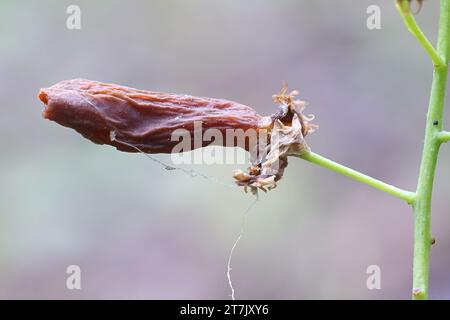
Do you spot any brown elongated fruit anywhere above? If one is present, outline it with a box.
[39,79,271,153]
[39,79,316,192]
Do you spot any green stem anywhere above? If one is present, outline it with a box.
[296,0,450,300]
[294,0,449,299]
[436,130,450,143]
[396,0,446,67]
[410,0,450,300]
[298,152,416,204]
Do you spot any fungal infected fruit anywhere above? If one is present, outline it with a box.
[39,79,316,193]
[39,79,264,154]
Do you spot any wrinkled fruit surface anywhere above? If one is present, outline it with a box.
[39,79,315,192]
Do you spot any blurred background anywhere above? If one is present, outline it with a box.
[0,0,449,299]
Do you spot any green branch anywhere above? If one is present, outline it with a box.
[410,0,450,300]
[298,152,416,204]
[396,0,446,67]
[436,131,450,143]
[294,0,450,300]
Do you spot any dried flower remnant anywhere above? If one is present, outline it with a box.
[39,79,316,192]
[233,84,317,193]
